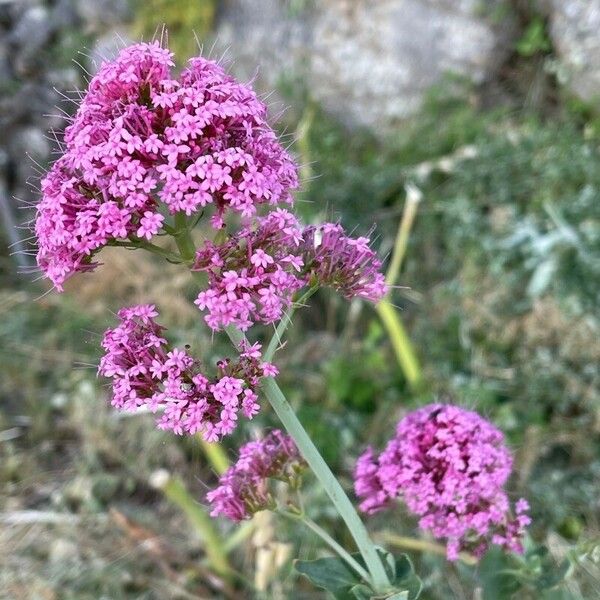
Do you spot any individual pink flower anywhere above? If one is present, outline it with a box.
[354,404,530,560]
[207,430,306,521]
[98,305,277,440]
[35,42,298,290]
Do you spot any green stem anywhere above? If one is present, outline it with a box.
[279,510,370,582]
[381,532,477,566]
[108,240,182,262]
[385,185,422,287]
[199,437,230,475]
[377,185,423,388]
[375,300,422,388]
[264,286,318,362]
[173,225,389,590]
[226,324,390,592]
[173,213,196,261]
[153,473,231,577]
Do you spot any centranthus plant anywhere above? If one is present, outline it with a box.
[34,41,529,598]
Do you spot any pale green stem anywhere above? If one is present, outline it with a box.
[108,239,182,262]
[222,520,255,553]
[199,437,230,475]
[375,300,422,388]
[225,324,390,592]
[278,509,371,582]
[377,185,423,388]
[381,532,477,566]
[385,185,422,287]
[156,474,231,577]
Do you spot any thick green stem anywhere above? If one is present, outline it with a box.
[385,185,422,287]
[226,325,390,592]
[279,510,370,582]
[199,437,230,475]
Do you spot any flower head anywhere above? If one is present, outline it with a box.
[301,223,387,303]
[207,430,306,521]
[193,209,305,330]
[354,404,530,560]
[35,42,298,289]
[98,304,276,440]
[193,212,387,330]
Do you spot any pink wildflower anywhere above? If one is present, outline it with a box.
[207,430,306,521]
[193,210,388,330]
[35,42,298,289]
[301,223,387,303]
[354,404,530,560]
[192,209,305,330]
[98,305,277,440]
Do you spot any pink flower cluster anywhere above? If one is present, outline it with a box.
[193,211,387,331]
[354,404,530,560]
[207,430,305,521]
[300,223,387,303]
[35,42,298,289]
[98,304,278,440]
[193,209,305,330]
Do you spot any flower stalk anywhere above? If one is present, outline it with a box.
[225,324,390,591]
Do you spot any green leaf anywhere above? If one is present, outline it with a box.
[478,547,520,600]
[294,556,363,599]
[294,551,422,599]
[349,584,374,600]
[372,550,422,599]
[535,558,572,590]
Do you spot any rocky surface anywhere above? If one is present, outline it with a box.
[212,0,516,134]
[0,0,130,268]
[543,0,600,102]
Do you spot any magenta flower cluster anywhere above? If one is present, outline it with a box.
[300,223,387,303]
[193,209,305,330]
[354,404,530,560]
[193,212,387,331]
[98,304,277,441]
[35,42,298,290]
[207,430,305,521]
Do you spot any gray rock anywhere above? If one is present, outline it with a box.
[8,126,51,194]
[88,29,134,74]
[212,0,516,135]
[546,0,600,102]
[9,5,54,75]
[74,0,130,31]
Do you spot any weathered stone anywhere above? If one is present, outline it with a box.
[88,29,134,74]
[74,0,130,31]
[9,5,54,75]
[545,0,600,102]
[212,0,516,135]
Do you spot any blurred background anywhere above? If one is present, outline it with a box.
[1,1,599,598]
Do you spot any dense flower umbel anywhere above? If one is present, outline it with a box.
[98,305,278,440]
[207,430,306,521]
[193,209,305,330]
[35,42,298,289]
[354,404,530,560]
[193,212,387,330]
